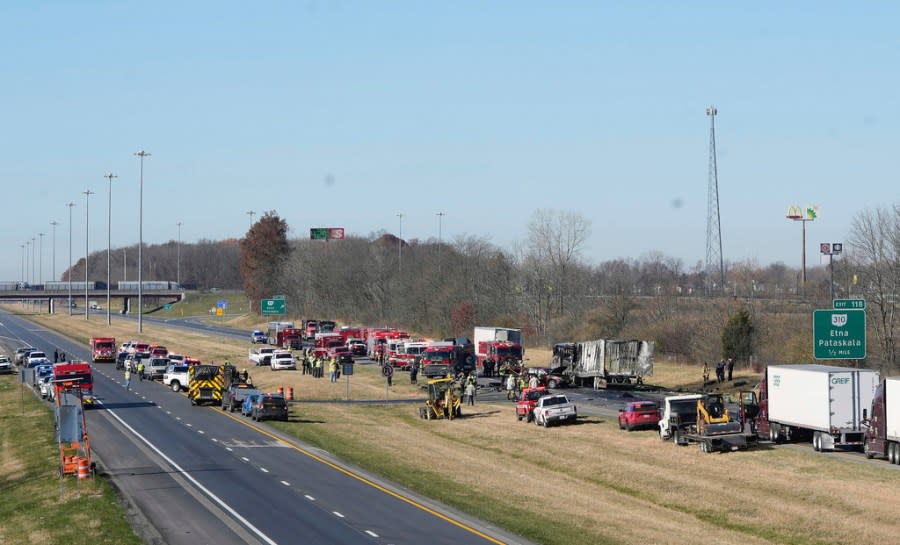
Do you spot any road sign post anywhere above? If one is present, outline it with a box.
[813,309,866,360]
[260,298,286,315]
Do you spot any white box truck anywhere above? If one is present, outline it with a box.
[473,326,523,375]
[863,377,900,463]
[752,364,879,451]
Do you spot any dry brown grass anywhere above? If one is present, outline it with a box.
[15,309,900,545]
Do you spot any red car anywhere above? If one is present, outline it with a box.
[618,401,661,431]
[515,387,548,422]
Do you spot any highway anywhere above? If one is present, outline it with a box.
[0,309,528,545]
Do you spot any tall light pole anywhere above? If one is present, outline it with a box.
[20,244,25,285]
[135,150,151,333]
[176,221,182,287]
[31,237,35,284]
[104,172,117,325]
[247,210,255,228]
[123,248,127,282]
[38,233,44,285]
[397,213,403,273]
[25,240,30,284]
[83,190,94,321]
[436,211,445,269]
[67,202,75,315]
[50,221,59,280]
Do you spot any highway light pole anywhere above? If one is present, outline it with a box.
[247,210,255,228]
[67,202,75,315]
[50,221,58,280]
[31,237,35,285]
[135,150,151,333]
[83,190,94,321]
[176,221,182,287]
[38,232,44,285]
[105,172,117,325]
[436,211,445,271]
[397,213,403,273]
[25,241,30,284]
[20,244,25,285]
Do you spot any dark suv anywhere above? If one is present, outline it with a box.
[251,394,289,422]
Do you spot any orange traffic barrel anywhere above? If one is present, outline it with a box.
[277,386,284,396]
[77,457,91,479]
[286,387,294,401]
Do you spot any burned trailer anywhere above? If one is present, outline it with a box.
[568,339,653,388]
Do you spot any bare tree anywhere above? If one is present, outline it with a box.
[848,206,899,366]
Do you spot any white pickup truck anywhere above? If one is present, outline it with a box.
[532,394,577,427]
[249,347,276,366]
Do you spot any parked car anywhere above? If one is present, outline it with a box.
[25,352,49,368]
[167,353,185,365]
[241,393,261,417]
[39,375,54,398]
[163,364,190,392]
[251,393,289,421]
[251,330,268,344]
[0,355,14,374]
[150,345,168,358]
[618,401,661,431]
[270,351,296,371]
[532,394,577,427]
[15,347,36,365]
[515,387,549,422]
[347,339,367,356]
[145,357,170,380]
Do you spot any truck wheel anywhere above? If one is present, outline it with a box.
[659,428,666,441]
[547,379,558,389]
[864,442,875,459]
[890,443,897,464]
[516,413,522,421]
[526,412,534,423]
[542,417,550,428]
[625,422,633,432]
[673,429,682,445]
[812,432,821,452]
[171,381,181,393]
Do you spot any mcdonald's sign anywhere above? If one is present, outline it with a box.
[786,205,802,219]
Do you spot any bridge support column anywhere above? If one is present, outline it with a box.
[48,299,54,314]
[123,297,131,315]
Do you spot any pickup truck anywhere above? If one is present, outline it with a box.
[163,364,190,392]
[515,387,548,422]
[249,347,276,366]
[222,383,261,412]
[532,394,577,427]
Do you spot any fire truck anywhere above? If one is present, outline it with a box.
[53,360,94,406]
[421,342,458,378]
[275,327,303,349]
[90,337,116,363]
[389,340,428,370]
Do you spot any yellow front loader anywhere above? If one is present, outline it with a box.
[418,377,462,420]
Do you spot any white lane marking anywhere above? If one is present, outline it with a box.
[260,467,269,473]
[94,400,279,545]
[365,530,379,538]
[198,430,205,435]
[225,447,233,452]
[280,480,290,486]
[186,423,193,428]
[176,416,181,420]
[333,511,344,518]
[167,411,172,415]
[304,495,315,501]
[211,438,218,443]
[241,457,250,462]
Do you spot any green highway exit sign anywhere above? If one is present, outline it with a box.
[813,309,866,360]
[261,298,286,315]
[833,299,865,310]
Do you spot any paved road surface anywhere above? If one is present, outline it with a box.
[0,310,530,545]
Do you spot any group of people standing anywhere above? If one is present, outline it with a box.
[299,349,340,382]
[505,371,541,400]
[703,358,735,384]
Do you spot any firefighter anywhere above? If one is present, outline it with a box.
[136,360,145,381]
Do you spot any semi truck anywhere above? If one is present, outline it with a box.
[474,326,523,374]
[565,339,654,388]
[864,377,900,463]
[749,364,879,451]
[90,337,116,363]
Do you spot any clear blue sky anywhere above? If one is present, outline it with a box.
[2,1,898,282]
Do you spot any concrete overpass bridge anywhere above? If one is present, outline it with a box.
[0,289,184,314]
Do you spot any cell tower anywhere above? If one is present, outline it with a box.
[705,106,725,295]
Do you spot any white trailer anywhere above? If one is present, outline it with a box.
[763,364,879,451]
[473,327,523,360]
[570,339,653,388]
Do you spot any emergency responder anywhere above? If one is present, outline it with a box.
[136,360,145,381]
[329,357,339,383]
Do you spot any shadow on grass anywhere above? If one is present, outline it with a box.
[461,409,501,419]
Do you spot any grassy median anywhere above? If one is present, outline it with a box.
[0,374,141,545]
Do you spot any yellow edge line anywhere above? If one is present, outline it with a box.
[218,408,507,545]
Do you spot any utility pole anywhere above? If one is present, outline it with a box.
[246,210,255,229]
[123,248,126,282]
[397,213,403,273]
[134,150,151,333]
[31,237,35,285]
[50,221,59,280]
[176,221,182,287]
[83,190,94,321]
[25,241,30,284]
[705,106,725,295]
[20,244,25,285]
[104,172,117,325]
[436,211,445,271]
[67,202,75,315]
[38,233,44,285]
